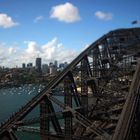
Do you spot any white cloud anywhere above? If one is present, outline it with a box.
[0,13,19,28]
[42,38,57,60]
[8,47,17,54]
[0,38,77,67]
[50,2,80,23]
[95,11,113,21]
[41,38,77,62]
[26,41,38,54]
[0,43,9,66]
[25,41,41,60]
[34,16,44,23]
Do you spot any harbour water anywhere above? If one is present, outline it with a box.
[0,84,46,140]
[0,84,43,123]
[0,84,74,139]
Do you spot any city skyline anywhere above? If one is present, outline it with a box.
[23,58,67,69]
[0,0,140,67]
[0,56,67,70]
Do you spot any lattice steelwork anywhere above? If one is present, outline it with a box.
[40,97,49,140]
[0,28,140,140]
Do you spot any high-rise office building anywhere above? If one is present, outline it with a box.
[27,63,33,68]
[42,64,49,74]
[54,60,58,68]
[36,57,42,72]
[49,65,57,75]
[22,63,26,68]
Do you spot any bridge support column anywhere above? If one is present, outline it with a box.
[93,50,99,78]
[64,76,72,140]
[40,96,50,140]
[81,58,88,116]
[132,87,140,140]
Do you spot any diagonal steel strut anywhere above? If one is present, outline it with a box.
[49,96,111,140]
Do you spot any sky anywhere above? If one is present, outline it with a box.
[0,0,140,67]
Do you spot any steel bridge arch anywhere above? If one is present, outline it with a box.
[0,27,140,140]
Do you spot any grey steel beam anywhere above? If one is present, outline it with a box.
[40,96,50,140]
[112,60,140,140]
[64,76,72,140]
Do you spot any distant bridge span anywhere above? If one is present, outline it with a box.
[0,28,140,140]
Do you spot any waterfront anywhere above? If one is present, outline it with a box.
[0,85,44,140]
[0,84,66,140]
[0,84,43,123]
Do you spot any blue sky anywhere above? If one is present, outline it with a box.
[0,0,140,67]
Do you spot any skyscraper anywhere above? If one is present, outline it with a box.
[54,60,58,68]
[36,57,42,72]
[27,63,33,68]
[22,63,26,68]
[42,64,49,74]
